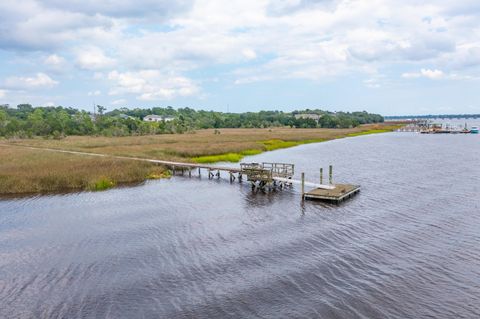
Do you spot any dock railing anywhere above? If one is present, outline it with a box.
[240,162,294,182]
[262,162,294,178]
[240,163,272,182]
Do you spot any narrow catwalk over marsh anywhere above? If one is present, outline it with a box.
[1,132,480,318]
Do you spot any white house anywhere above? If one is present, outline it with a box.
[294,113,322,121]
[143,115,175,122]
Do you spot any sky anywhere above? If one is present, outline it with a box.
[1,0,480,116]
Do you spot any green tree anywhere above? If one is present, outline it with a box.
[0,109,8,135]
[97,105,107,115]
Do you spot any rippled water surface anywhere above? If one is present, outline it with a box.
[1,133,480,318]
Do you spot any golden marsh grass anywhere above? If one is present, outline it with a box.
[0,124,400,194]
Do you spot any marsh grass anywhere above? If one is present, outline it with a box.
[0,146,167,194]
[347,129,392,137]
[1,123,401,193]
[193,149,264,163]
[5,124,399,160]
[89,178,116,191]
[191,125,398,163]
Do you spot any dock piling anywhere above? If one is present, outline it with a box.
[301,172,305,197]
[329,165,333,184]
[320,168,323,184]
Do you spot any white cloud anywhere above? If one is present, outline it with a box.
[402,69,445,80]
[40,0,193,19]
[3,73,59,90]
[0,90,6,98]
[1,0,480,107]
[107,70,199,100]
[88,90,101,96]
[44,54,66,66]
[44,54,68,73]
[0,0,114,51]
[242,48,257,60]
[76,47,116,70]
[44,101,56,106]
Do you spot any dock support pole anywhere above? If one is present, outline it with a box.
[329,165,333,184]
[320,168,323,184]
[172,166,175,176]
[198,167,201,176]
[189,169,192,178]
[301,172,305,197]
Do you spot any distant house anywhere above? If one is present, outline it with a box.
[143,115,175,122]
[117,113,134,120]
[294,113,322,121]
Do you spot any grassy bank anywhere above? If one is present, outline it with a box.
[0,123,400,194]
[0,146,168,195]
[192,125,399,163]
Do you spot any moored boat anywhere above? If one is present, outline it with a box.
[471,126,479,134]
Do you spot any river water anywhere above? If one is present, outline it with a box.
[1,132,480,318]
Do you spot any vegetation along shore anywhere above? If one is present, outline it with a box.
[0,103,399,195]
[0,123,400,195]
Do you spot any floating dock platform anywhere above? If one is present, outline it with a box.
[304,184,360,203]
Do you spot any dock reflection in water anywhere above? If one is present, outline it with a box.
[1,133,480,319]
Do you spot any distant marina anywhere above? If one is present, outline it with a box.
[390,118,480,134]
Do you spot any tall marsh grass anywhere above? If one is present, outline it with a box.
[1,123,402,193]
[0,146,167,194]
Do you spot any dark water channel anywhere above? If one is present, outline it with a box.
[1,133,480,318]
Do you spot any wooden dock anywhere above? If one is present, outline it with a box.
[303,184,360,203]
[6,145,360,203]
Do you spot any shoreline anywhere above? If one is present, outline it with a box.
[192,127,396,163]
[0,124,401,196]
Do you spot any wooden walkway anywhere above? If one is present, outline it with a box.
[3,144,360,202]
[9,144,242,173]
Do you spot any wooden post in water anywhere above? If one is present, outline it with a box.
[301,172,305,196]
[329,165,333,184]
[198,167,201,176]
[320,168,323,184]
[189,168,192,178]
[172,166,176,175]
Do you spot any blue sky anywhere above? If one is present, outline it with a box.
[1,0,480,115]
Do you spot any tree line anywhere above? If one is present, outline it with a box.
[0,104,384,138]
